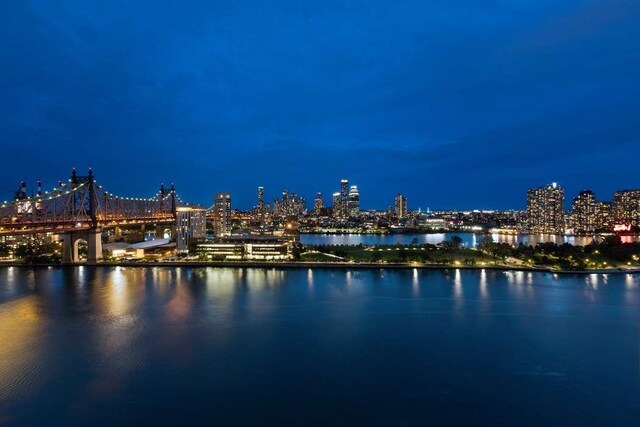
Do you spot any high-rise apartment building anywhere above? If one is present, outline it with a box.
[571,190,597,234]
[571,190,612,233]
[213,192,232,236]
[612,189,640,226]
[176,206,207,253]
[348,185,360,216]
[595,201,612,231]
[395,194,407,218]
[527,183,565,234]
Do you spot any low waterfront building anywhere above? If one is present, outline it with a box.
[195,236,291,260]
[103,238,175,259]
[421,217,447,229]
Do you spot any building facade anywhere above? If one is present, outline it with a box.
[313,192,324,215]
[348,185,360,216]
[395,194,407,218]
[257,186,265,226]
[273,190,306,219]
[527,183,565,234]
[213,192,232,236]
[594,201,611,231]
[176,206,207,253]
[612,189,640,227]
[340,179,349,218]
[332,192,341,218]
[571,190,597,234]
[196,236,291,260]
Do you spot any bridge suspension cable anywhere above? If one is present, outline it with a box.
[0,169,185,235]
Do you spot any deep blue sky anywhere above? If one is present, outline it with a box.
[1,1,639,210]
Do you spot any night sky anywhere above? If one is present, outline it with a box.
[1,1,639,210]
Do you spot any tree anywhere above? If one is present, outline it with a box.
[450,235,463,250]
[291,243,303,261]
[603,235,622,247]
[477,236,494,252]
[371,251,382,263]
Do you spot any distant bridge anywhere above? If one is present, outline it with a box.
[0,168,187,263]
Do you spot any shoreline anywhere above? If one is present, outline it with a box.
[1,260,638,275]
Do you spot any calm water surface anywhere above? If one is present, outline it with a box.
[0,266,639,426]
[300,232,640,247]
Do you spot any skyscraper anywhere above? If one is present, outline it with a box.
[348,185,360,216]
[313,192,324,214]
[213,192,232,236]
[395,194,407,218]
[332,192,341,218]
[273,189,306,219]
[257,186,265,226]
[527,183,565,234]
[340,179,349,218]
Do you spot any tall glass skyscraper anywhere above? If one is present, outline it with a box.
[348,185,360,216]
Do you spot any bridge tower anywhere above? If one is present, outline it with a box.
[154,183,177,240]
[61,168,103,264]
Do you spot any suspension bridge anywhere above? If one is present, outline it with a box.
[0,168,188,263]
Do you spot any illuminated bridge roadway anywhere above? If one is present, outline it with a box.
[0,168,187,263]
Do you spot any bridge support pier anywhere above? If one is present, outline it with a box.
[156,225,176,240]
[61,229,103,264]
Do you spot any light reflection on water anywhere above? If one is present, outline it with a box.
[300,232,640,247]
[0,266,638,425]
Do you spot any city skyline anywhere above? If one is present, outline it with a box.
[2,3,639,424]
[1,1,639,209]
[3,170,640,213]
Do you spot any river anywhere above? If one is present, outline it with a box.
[0,266,638,425]
[300,232,640,247]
